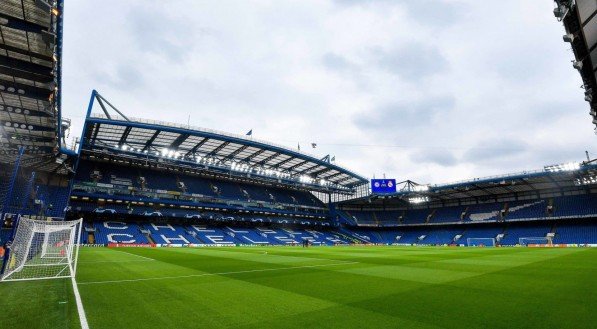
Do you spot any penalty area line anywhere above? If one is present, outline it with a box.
[78,261,359,285]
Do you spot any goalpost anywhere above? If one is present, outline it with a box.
[1,217,83,282]
[519,237,552,247]
[467,238,496,247]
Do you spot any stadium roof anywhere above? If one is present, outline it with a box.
[80,91,368,191]
[341,160,597,207]
[0,0,70,173]
[555,0,597,131]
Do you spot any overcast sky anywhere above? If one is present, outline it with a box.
[61,0,597,185]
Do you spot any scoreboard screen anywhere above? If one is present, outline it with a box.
[371,179,396,194]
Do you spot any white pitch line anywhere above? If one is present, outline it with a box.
[78,261,359,285]
[71,277,90,329]
[112,250,156,261]
[78,259,154,264]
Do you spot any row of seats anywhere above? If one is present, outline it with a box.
[75,160,323,208]
[348,221,596,245]
[85,221,351,246]
[345,194,597,225]
[70,201,330,226]
[0,166,70,218]
[83,220,597,246]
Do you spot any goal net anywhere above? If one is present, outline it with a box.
[519,237,552,246]
[467,238,496,247]
[1,218,82,282]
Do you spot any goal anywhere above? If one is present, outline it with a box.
[519,237,552,247]
[467,238,496,247]
[1,217,83,282]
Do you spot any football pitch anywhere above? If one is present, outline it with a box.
[1,246,595,329]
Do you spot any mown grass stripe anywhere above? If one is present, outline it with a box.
[78,261,359,285]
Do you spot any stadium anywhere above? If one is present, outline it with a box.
[0,1,596,328]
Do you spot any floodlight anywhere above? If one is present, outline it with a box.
[572,60,583,71]
[563,33,574,43]
[553,3,568,20]
[413,184,430,192]
[546,162,580,172]
[408,196,429,204]
[575,175,597,186]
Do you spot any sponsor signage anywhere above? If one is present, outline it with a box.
[107,243,156,248]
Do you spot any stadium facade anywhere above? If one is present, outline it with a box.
[1,0,597,251]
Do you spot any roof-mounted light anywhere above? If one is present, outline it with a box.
[563,33,575,43]
[408,196,429,204]
[544,162,581,172]
[553,1,571,21]
[574,175,597,186]
[572,60,583,71]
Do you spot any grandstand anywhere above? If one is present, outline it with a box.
[0,1,596,329]
[52,91,595,248]
[556,0,597,132]
[337,168,597,245]
[1,1,594,248]
[0,0,76,225]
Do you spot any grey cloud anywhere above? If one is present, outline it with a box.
[403,1,464,27]
[494,50,551,83]
[532,146,589,165]
[335,0,463,27]
[411,149,458,166]
[322,53,353,71]
[94,64,145,91]
[463,139,528,163]
[354,95,455,131]
[126,6,204,62]
[322,52,373,90]
[371,43,448,81]
[60,1,597,184]
[525,100,580,123]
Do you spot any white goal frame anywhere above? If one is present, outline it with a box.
[467,238,496,247]
[519,237,552,246]
[1,217,83,282]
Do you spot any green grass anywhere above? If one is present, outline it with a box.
[1,246,595,329]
